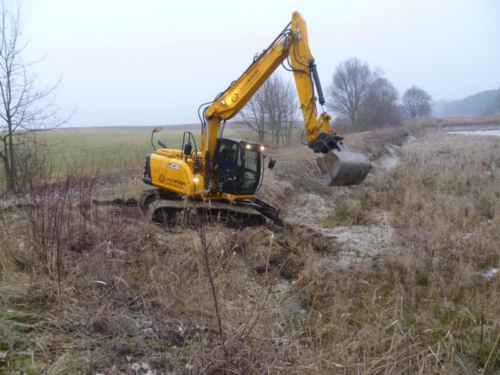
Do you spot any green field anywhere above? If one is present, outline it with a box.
[46,125,201,167]
[1,125,241,190]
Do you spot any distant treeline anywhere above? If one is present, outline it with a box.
[437,89,500,116]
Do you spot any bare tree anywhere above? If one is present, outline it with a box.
[497,90,500,111]
[237,73,298,147]
[402,86,433,118]
[326,58,371,129]
[265,74,298,147]
[0,3,70,192]
[236,81,270,143]
[327,60,401,129]
[363,76,401,128]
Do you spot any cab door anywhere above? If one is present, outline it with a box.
[213,140,243,194]
[213,139,262,196]
[240,147,260,194]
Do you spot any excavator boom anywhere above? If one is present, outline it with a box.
[200,11,370,187]
[141,11,371,228]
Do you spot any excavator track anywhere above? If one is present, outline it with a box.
[140,189,268,228]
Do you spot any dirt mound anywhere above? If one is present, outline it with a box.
[228,222,338,279]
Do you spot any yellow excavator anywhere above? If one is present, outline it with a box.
[141,11,371,226]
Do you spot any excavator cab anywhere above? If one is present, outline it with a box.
[213,139,262,195]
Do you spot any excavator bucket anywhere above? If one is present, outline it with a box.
[316,144,371,186]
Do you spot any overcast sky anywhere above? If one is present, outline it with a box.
[18,0,500,127]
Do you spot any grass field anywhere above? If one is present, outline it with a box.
[0,124,241,191]
[44,125,202,169]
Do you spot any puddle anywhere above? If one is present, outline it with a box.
[483,268,499,280]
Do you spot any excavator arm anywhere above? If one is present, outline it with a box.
[200,11,371,187]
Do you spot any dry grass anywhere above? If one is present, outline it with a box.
[348,127,410,159]
[1,126,500,373]
[306,131,500,373]
[406,114,500,133]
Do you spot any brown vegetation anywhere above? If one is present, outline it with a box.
[406,114,500,132]
[1,124,500,374]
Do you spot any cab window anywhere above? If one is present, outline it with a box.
[240,149,259,194]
